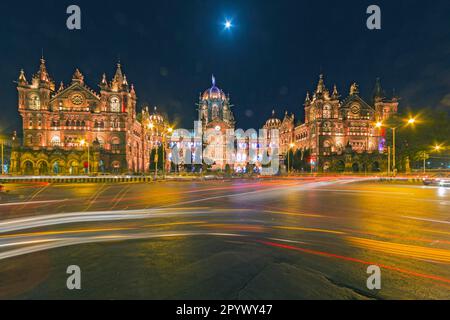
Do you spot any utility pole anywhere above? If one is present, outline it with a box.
[1,142,3,175]
[423,156,426,174]
[87,143,90,175]
[392,127,396,176]
[154,147,158,180]
[387,147,391,177]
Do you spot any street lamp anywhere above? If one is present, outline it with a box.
[80,139,90,175]
[376,116,418,176]
[162,126,174,179]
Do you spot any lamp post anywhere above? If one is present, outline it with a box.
[162,127,173,179]
[375,117,416,176]
[80,139,90,175]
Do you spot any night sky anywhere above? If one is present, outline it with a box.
[1,0,450,134]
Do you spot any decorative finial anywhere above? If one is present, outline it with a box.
[305,91,311,103]
[350,82,359,95]
[332,84,339,98]
[72,68,84,83]
[18,69,27,83]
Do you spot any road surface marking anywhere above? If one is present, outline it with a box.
[402,216,450,225]
[0,199,67,207]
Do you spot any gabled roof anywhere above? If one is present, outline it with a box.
[341,94,375,113]
[51,82,101,102]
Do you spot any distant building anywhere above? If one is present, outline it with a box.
[11,57,168,175]
[265,75,398,172]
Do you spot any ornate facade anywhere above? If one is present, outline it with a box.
[11,57,167,175]
[267,75,399,172]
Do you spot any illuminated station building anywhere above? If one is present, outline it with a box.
[265,75,398,172]
[11,57,168,175]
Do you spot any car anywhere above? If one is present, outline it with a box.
[0,184,5,193]
[423,176,450,187]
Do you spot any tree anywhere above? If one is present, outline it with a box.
[149,145,164,172]
[224,164,232,177]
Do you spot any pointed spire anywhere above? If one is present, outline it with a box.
[58,81,64,92]
[373,77,384,102]
[130,83,136,96]
[331,84,340,99]
[316,74,326,94]
[114,62,123,81]
[99,73,108,89]
[122,74,128,86]
[38,57,50,82]
[305,91,311,103]
[18,69,28,84]
[212,74,216,87]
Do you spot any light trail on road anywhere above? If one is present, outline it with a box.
[0,178,448,299]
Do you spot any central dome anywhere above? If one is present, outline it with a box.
[265,110,282,129]
[202,75,226,101]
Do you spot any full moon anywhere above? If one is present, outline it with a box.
[224,20,232,30]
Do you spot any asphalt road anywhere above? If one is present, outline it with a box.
[0,178,449,299]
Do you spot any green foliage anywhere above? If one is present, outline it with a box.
[284,148,312,172]
[149,145,164,171]
[224,164,232,176]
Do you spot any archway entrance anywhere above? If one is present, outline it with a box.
[52,161,64,175]
[38,161,49,175]
[352,163,360,173]
[23,161,34,175]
